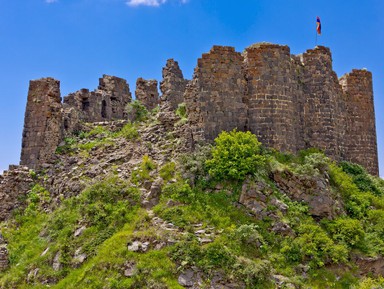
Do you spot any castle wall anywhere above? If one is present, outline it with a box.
[135,78,159,110]
[160,59,188,110]
[20,78,63,168]
[243,43,299,152]
[98,75,132,119]
[184,46,247,141]
[339,69,378,175]
[18,43,379,175]
[63,75,131,123]
[300,46,345,158]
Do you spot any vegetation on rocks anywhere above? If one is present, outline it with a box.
[1,126,384,288]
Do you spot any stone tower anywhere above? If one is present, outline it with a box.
[20,78,63,169]
[339,69,378,175]
[300,46,345,158]
[243,43,299,152]
[184,46,247,141]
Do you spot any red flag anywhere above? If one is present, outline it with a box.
[316,16,322,35]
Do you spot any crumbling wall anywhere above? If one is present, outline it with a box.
[243,43,299,152]
[98,75,132,119]
[20,78,63,168]
[160,59,188,109]
[135,78,159,110]
[0,165,33,221]
[63,75,131,123]
[339,69,378,175]
[184,46,247,141]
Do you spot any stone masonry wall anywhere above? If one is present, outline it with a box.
[18,43,379,175]
[184,46,247,141]
[339,69,378,175]
[63,75,131,123]
[20,78,63,168]
[160,59,189,109]
[184,44,378,175]
[0,165,34,221]
[300,46,346,158]
[243,43,299,152]
[135,78,159,110]
[98,75,132,119]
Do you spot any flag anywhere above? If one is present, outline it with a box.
[316,16,322,35]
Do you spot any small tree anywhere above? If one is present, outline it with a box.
[206,129,266,181]
[125,100,148,122]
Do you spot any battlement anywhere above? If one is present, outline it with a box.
[19,42,379,175]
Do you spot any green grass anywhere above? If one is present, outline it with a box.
[3,130,384,288]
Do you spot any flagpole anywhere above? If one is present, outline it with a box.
[315,17,318,46]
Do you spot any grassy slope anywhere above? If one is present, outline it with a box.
[1,120,384,288]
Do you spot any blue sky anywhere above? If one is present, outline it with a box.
[1,0,383,175]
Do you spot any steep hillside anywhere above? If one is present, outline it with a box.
[1,104,384,289]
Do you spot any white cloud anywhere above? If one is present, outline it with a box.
[45,0,58,3]
[126,0,188,7]
[126,0,166,7]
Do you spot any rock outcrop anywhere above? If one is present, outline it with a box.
[0,233,8,272]
[272,170,343,219]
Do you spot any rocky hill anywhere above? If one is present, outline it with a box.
[1,103,384,288]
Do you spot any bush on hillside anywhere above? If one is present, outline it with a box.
[206,130,266,181]
[125,100,148,122]
[340,161,383,196]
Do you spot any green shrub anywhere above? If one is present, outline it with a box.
[340,161,383,196]
[162,180,193,202]
[285,224,348,267]
[175,103,187,119]
[367,210,384,238]
[87,125,110,137]
[125,100,148,122]
[80,177,140,229]
[206,130,266,181]
[327,218,365,248]
[233,224,263,246]
[298,148,324,162]
[233,257,271,286]
[292,153,330,176]
[24,184,51,215]
[131,155,157,185]
[56,137,76,154]
[329,163,370,218]
[119,122,139,140]
[179,145,211,185]
[159,161,176,182]
[353,277,384,289]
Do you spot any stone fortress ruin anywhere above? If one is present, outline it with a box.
[19,43,378,175]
